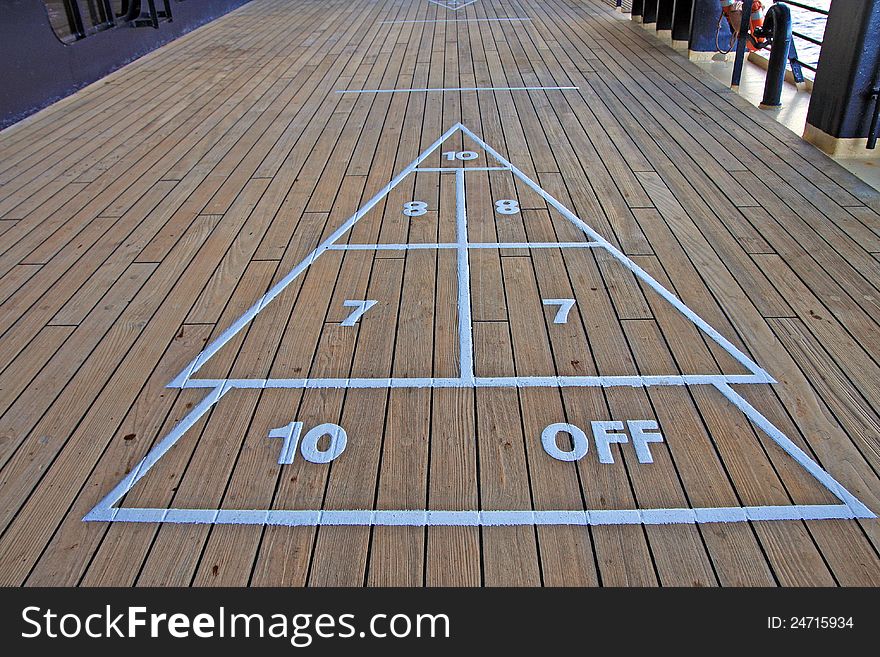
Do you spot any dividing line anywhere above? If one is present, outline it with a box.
[335,86,578,94]
[476,241,602,249]
[90,504,869,527]
[379,18,531,24]
[330,243,458,251]
[414,166,510,171]
[177,374,768,390]
[426,0,479,11]
[328,241,603,251]
[456,169,475,384]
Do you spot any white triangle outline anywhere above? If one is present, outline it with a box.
[427,0,479,11]
[82,123,876,526]
[169,122,773,389]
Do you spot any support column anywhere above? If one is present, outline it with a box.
[642,0,658,27]
[672,0,693,50]
[689,0,728,62]
[657,0,675,40]
[632,0,644,24]
[804,1,880,157]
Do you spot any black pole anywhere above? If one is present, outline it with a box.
[671,0,693,44]
[632,0,644,21]
[730,2,754,88]
[760,3,793,108]
[657,0,674,31]
[643,0,658,25]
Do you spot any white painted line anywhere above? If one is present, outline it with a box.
[471,242,601,249]
[84,385,229,518]
[414,166,511,172]
[715,383,876,518]
[328,241,602,251]
[426,0,479,11]
[456,168,475,384]
[90,504,866,527]
[335,87,578,94]
[329,243,459,251]
[379,18,531,24]
[178,374,768,390]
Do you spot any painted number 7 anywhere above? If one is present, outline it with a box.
[341,299,377,326]
[543,298,575,324]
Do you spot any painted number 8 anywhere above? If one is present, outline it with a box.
[403,201,428,217]
[495,199,520,215]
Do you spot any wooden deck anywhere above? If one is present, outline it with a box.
[1,0,879,587]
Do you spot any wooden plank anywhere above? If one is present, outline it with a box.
[0,212,226,581]
[0,263,157,480]
[0,264,41,307]
[27,324,214,586]
[636,171,791,319]
[366,243,436,585]
[0,325,74,418]
[306,273,401,584]
[621,321,776,586]
[474,321,542,586]
[503,255,599,585]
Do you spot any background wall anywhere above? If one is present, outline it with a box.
[0,0,252,129]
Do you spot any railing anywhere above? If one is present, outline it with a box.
[42,0,174,44]
[778,0,829,73]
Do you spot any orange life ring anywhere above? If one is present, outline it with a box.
[718,0,765,53]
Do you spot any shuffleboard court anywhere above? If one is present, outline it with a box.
[0,0,878,587]
[88,124,869,532]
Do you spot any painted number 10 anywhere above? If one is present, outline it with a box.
[269,422,347,465]
[443,150,479,161]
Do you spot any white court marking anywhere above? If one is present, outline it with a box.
[379,18,531,24]
[85,123,876,528]
[335,86,578,94]
[426,0,479,11]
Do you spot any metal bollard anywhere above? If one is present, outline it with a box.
[759,3,793,109]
